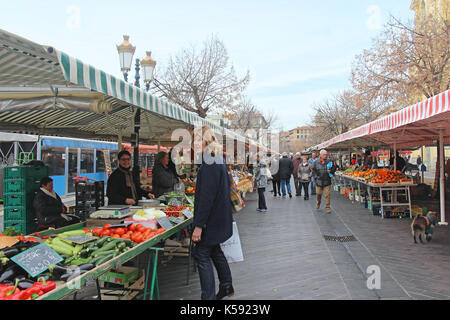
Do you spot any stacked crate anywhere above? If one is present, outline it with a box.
[75,180,105,221]
[2,165,48,234]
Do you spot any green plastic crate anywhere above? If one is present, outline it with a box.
[4,193,27,207]
[3,179,25,193]
[3,219,37,235]
[3,166,48,181]
[3,206,28,220]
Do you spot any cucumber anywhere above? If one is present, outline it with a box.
[95,237,110,248]
[95,254,114,266]
[93,250,116,258]
[116,242,126,251]
[91,240,121,255]
[70,257,92,266]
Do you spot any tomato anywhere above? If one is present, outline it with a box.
[102,229,111,237]
[136,224,146,233]
[114,228,126,236]
[121,234,131,240]
[103,224,112,230]
[83,228,91,233]
[129,224,137,232]
[92,228,102,236]
[111,234,121,238]
[126,231,133,236]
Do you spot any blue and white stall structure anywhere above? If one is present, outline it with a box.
[0,132,118,197]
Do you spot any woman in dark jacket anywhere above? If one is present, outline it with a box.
[33,177,78,229]
[107,151,154,205]
[152,151,179,198]
[192,126,234,301]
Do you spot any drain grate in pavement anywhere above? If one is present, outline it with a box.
[324,235,357,243]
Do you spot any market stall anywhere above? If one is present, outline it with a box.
[0,28,254,300]
[334,169,416,219]
[316,90,450,225]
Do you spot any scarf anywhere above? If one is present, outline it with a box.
[40,187,57,200]
[118,166,137,201]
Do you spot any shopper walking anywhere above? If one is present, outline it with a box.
[308,151,318,195]
[292,152,302,196]
[254,154,268,212]
[192,126,234,300]
[298,156,313,200]
[312,149,337,214]
[270,156,281,197]
[279,152,294,198]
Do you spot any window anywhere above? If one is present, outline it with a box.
[297,130,299,134]
[80,149,94,173]
[96,150,106,172]
[110,151,119,171]
[297,135,300,139]
[42,147,65,176]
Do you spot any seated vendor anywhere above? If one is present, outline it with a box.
[152,151,180,198]
[33,177,78,229]
[107,150,155,206]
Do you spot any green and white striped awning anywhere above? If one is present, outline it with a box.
[0,28,254,145]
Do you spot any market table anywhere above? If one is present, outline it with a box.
[334,172,416,219]
[35,217,193,300]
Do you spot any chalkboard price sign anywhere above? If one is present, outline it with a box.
[156,217,174,230]
[11,244,63,277]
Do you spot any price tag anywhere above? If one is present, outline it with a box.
[169,217,185,225]
[185,194,194,206]
[156,217,174,230]
[182,208,193,219]
[11,244,63,278]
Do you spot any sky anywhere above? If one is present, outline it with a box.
[0,0,414,131]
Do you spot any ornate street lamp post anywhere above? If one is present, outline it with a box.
[117,36,156,185]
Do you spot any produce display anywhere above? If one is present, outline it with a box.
[0,240,56,300]
[341,169,411,184]
[0,186,196,300]
[162,204,191,217]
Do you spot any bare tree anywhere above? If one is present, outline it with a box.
[310,91,360,143]
[152,35,250,118]
[351,13,449,109]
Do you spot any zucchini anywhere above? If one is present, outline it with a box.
[57,230,86,238]
[95,254,114,266]
[94,237,109,248]
[91,240,121,255]
[116,242,126,251]
[48,244,73,256]
[93,249,116,258]
[52,237,75,251]
[70,257,92,266]
[73,244,83,256]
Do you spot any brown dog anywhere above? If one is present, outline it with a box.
[411,211,439,244]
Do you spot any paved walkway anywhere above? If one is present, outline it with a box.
[157,182,450,300]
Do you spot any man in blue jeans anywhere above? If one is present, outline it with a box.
[309,151,318,195]
[279,153,294,198]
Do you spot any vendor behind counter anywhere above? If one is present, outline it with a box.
[106,150,154,206]
[152,151,180,198]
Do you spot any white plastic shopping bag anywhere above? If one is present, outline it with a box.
[220,222,244,263]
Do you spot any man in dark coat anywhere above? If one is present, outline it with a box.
[191,135,234,301]
[279,153,294,198]
[33,177,78,229]
[107,151,154,206]
[312,149,337,214]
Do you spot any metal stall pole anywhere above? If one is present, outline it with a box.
[133,108,141,185]
[438,129,448,225]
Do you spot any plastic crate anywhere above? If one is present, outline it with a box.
[3,193,27,207]
[3,179,25,193]
[3,219,32,235]
[3,206,28,220]
[3,166,48,181]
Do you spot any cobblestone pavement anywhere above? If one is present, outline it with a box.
[157,182,450,300]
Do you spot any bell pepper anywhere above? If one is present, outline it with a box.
[33,277,56,293]
[0,279,21,300]
[20,286,44,300]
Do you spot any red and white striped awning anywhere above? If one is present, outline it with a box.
[317,90,450,150]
